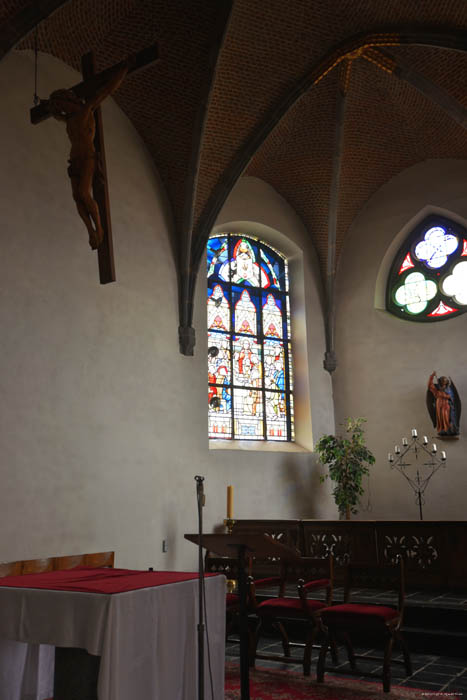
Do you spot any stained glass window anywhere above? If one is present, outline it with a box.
[387,215,467,322]
[207,233,294,441]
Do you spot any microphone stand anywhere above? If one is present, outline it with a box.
[195,475,205,700]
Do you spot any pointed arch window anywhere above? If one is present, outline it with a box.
[387,215,467,322]
[207,234,294,441]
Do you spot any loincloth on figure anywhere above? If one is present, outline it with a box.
[67,154,104,182]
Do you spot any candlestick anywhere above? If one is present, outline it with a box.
[223,517,236,535]
[387,430,447,521]
[227,485,234,519]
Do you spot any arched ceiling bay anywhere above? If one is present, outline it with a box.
[1,0,467,354]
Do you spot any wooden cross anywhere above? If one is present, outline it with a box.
[31,44,158,284]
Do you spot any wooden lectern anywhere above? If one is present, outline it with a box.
[185,532,300,700]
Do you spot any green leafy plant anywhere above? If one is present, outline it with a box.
[315,418,375,519]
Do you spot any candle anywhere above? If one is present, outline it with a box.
[423,436,428,445]
[388,453,394,463]
[227,485,234,519]
[395,445,400,454]
[432,443,437,453]
[402,438,408,446]
[412,429,417,438]
[441,451,447,461]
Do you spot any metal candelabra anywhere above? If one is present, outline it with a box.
[387,429,447,521]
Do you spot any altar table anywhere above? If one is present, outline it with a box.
[0,567,226,700]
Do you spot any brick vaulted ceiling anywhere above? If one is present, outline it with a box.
[2,0,467,289]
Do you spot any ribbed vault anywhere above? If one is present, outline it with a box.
[1,0,467,359]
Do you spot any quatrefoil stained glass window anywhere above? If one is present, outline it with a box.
[387,216,467,322]
[207,234,294,441]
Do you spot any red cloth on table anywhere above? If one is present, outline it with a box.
[0,567,216,594]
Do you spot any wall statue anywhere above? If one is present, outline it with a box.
[427,372,461,437]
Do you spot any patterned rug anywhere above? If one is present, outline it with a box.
[225,663,461,699]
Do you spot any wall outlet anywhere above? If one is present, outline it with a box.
[162,539,168,553]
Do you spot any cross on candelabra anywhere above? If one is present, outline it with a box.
[387,428,447,521]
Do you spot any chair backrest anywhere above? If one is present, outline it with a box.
[283,555,333,580]
[0,551,115,577]
[344,559,405,612]
[281,555,333,599]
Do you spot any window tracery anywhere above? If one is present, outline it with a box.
[387,215,467,321]
[207,234,294,441]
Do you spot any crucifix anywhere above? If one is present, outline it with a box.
[30,44,158,284]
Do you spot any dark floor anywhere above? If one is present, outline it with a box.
[226,636,467,695]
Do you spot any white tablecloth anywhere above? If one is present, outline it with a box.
[0,574,226,700]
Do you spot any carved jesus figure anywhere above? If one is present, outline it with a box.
[48,63,129,249]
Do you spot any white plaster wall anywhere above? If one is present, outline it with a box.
[334,159,467,520]
[0,52,336,572]
[207,177,337,521]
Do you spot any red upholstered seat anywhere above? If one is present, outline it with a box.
[258,596,326,617]
[321,603,399,625]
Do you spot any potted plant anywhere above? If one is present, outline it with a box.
[315,418,375,520]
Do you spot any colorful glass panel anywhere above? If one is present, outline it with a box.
[260,247,285,290]
[289,394,295,441]
[207,283,230,331]
[207,233,293,439]
[233,388,264,439]
[262,293,284,338]
[441,261,467,305]
[394,272,437,314]
[208,332,231,384]
[265,391,288,440]
[222,236,261,286]
[207,237,229,281]
[399,253,415,275]
[233,288,258,335]
[387,216,467,322]
[288,343,294,392]
[263,341,285,394]
[428,301,457,317]
[233,337,262,387]
[208,386,232,439]
[414,226,458,269]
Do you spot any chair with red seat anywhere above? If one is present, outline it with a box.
[249,556,334,675]
[317,558,412,693]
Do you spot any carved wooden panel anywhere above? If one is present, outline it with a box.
[228,519,467,589]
